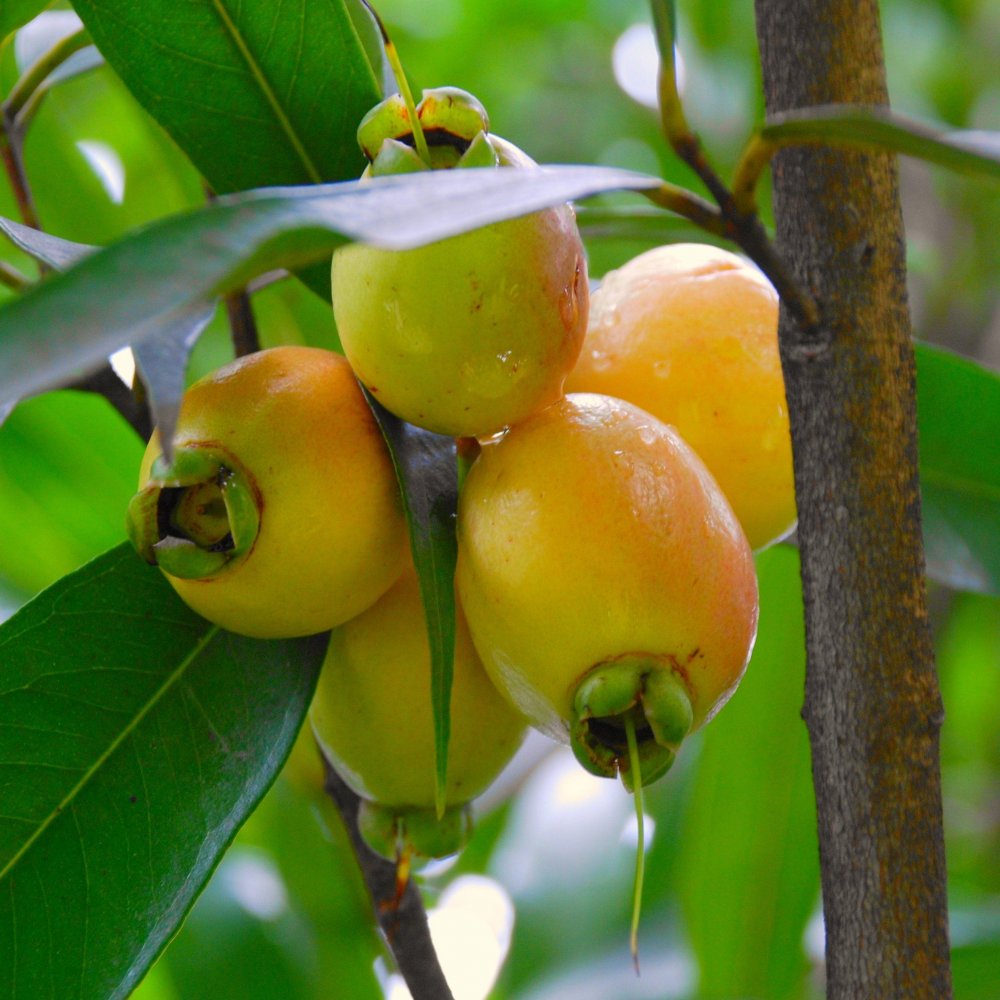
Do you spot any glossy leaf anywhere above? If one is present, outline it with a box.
[14,35,205,249]
[365,393,458,817]
[344,0,394,97]
[0,543,326,999]
[0,164,660,408]
[0,217,214,453]
[68,0,380,194]
[677,545,819,999]
[760,105,1000,182]
[916,343,1000,594]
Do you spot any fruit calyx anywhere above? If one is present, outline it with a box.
[358,87,499,175]
[357,799,474,861]
[126,445,260,581]
[569,654,694,791]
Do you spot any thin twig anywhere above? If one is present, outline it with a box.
[0,260,30,292]
[4,27,92,120]
[664,130,822,333]
[321,757,455,1000]
[640,181,726,236]
[731,133,777,216]
[648,0,821,333]
[223,289,261,357]
[0,127,41,232]
[202,182,262,358]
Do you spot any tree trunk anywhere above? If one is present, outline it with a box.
[752,1,953,997]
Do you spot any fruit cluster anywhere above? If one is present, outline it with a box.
[126,88,794,865]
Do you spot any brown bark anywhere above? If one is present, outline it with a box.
[752,1,952,997]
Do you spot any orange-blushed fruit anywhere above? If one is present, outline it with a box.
[310,563,527,860]
[456,393,759,788]
[126,346,407,638]
[566,243,795,550]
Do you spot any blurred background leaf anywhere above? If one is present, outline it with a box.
[916,343,1000,595]
[0,390,142,596]
[0,0,52,45]
[677,544,818,1000]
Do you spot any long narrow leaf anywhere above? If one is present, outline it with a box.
[761,105,1000,182]
[0,543,326,999]
[0,218,214,453]
[0,165,661,408]
[365,394,458,818]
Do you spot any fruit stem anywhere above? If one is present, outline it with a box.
[393,837,412,910]
[624,713,645,976]
[359,0,431,166]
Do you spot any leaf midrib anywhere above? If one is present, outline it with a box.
[210,0,323,184]
[0,625,221,884]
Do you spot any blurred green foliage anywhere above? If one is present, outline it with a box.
[1,0,998,998]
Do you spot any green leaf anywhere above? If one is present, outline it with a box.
[0,217,214,456]
[677,544,819,1000]
[916,343,1000,594]
[760,105,1000,182]
[147,848,315,1000]
[0,164,660,407]
[364,393,457,819]
[343,0,393,97]
[649,0,677,79]
[0,543,326,999]
[228,774,382,999]
[131,305,218,462]
[0,0,50,44]
[0,215,92,269]
[68,0,381,193]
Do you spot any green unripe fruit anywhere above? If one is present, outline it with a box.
[310,565,527,860]
[332,88,589,438]
[126,347,408,638]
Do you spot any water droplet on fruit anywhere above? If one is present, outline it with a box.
[761,426,780,451]
[589,349,612,373]
[637,424,659,446]
[386,299,433,355]
[653,359,672,379]
[599,303,620,330]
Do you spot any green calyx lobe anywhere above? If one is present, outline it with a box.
[126,446,260,581]
[570,656,694,791]
[357,800,473,862]
[358,86,501,176]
